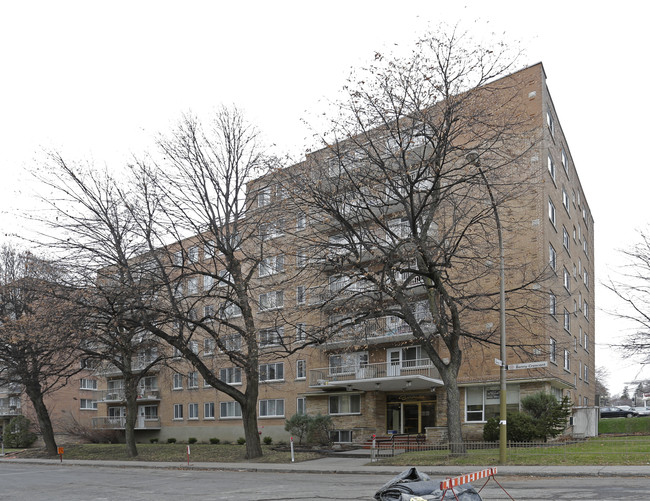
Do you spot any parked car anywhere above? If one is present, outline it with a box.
[633,406,650,416]
[600,406,639,418]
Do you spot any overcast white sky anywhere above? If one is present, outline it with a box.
[1,0,649,397]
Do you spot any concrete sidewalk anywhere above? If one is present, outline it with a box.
[3,454,650,478]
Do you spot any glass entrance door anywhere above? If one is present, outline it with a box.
[386,397,436,434]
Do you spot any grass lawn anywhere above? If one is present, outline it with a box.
[373,435,650,466]
[15,443,323,463]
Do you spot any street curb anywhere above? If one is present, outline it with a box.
[3,458,650,478]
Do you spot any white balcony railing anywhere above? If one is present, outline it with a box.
[309,358,439,387]
[92,416,161,430]
[0,406,22,417]
[96,387,161,402]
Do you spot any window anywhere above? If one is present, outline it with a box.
[296,212,306,231]
[296,249,307,267]
[173,373,183,390]
[563,309,571,333]
[259,220,285,240]
[329,352,368,375]
[584,365,589,383]
[259,362,284,382]
[188,246,199,263]
[173,250,183,266]
[563,268,570,291]
[80,379,97,390]
[189,341,199,354]
[583,270,589,289]
[562,227,570,251]
[204,240,216,260]
[561,148,568,174]
[225,333,242,351]
[562,188,569,212]
[584,301,589,320]
[259,255,285,277]
[549,293,556,316]
[573,264,577,279]
[220,301,242,319]
[296,323,306,342]
[203,338,215,356]
[259,399,285,417]
[329,394,360,415]
[330,430,353,443]
[258,187,271,207]
[547,154,556,181]
[187,277,198,295]
[259,291,284,310]
[218,269,232,286]
[296,360,306,379]
[584,332,589,352]
[220,401,242,418]
[204,304,215,321]
[548,199,556,226]
[188,372,199,389]
[564,349,570,371]
[219,367,242,385]
[296,397,306,415]
[203,275,214,291]
[80,399,97,410]
[466,385,520,422]
[583,237,588,255]
[550,338,557,363]
[259,326,284,347]
[173,403,184,420]
[574,337,578,352]
[204,402,215,419]
[549,244,557,271]
[296,286,306,305]
[188,403,199,420]
[546,110,555,137]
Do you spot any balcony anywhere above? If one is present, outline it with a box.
[0,406,21,418]
[0,383,22,395]
[98,358,160,376]
[91,416,161,430]
[96,388,161,403]
[308,358,442,392]
[323,314,436,349]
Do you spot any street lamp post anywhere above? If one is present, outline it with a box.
[467,151,507,464]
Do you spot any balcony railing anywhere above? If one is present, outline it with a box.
[91,416,161,430]
[0,406,22,417]
[324,314,435,348]
[96,387,161,402]
[98,359,160,376]
[309,358,440,387]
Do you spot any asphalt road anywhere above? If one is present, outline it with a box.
[1,463,649,500]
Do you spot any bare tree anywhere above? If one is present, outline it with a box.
[0,245,82,456]
[128,107,320,459]
[33,160,167,458]
[287,29,542,453]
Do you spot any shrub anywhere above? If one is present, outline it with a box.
[149,438,159,444]
[307,413,333,446]
[209,438,220,444]
[483,417,499,442]
[284,414,310,445]
[167,438,177,444]
[507,411,538,442]
[237,437,246,445]
[3,416,37,448]
[263,436,273,445]
[521,392,571,441]
[188,437,197,444]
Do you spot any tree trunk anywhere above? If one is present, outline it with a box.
[124,378,139,458]
[24,386,57,456]
[242,389,262,459]
[440,365,466,456]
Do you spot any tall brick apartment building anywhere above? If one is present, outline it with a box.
[10,63,594,445]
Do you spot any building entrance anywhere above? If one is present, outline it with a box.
[386,394,436,434]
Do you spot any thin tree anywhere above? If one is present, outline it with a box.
[287,29,542,453]
[0,245,82,456]
[129,107,320,459]
[33,160,167,457]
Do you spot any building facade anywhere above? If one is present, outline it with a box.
[11,63,595,445]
